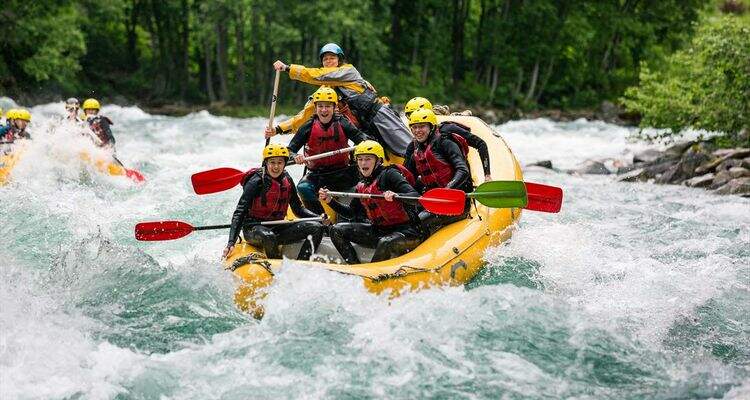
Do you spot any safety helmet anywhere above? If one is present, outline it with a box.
[319,43,345,62]
[65,97,79,109]
[404,97,433,116]
[262,143,290,161]
[82,98,101,111]
[408,108,437,127]
[15,109,31,122]
[311,86,338,104]
[354,140,385,160]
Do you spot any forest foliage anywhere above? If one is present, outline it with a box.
[1,0,709,111]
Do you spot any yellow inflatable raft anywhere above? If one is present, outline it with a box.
[224,115,523,317]
[0,142,28,186]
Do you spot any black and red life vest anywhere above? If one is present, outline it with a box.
[304,117,351,170]
[356,171,411,228]
[242,168,292,221]
[412,132,469,188]
[88,116,114,146]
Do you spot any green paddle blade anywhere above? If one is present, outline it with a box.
[468,181,528,208]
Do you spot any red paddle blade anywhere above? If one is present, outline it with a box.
[135,221,194,241]
[525,182,563,213]
[191,167,244,195]
[420,188,466,216]
[125,168,146,183]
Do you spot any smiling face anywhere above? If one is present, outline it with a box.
[356,154,378,177]
[410,122,432,143]
[321,53,340,68]
[13,119,28,130]
[265,157,286,178]
[315,102,335,123]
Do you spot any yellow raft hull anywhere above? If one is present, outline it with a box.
[0,143,28,186]
[224,116,524,317]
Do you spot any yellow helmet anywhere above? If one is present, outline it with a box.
[262,143,290,161]
[311,86,338,104]
[354,140,385,160]
[404,97,433,115]
[15,109,31,122]
[82,98,101,111]
[408,108,437,127]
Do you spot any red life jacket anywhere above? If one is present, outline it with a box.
[304,117,351,170]
[356,173,411,228]
[388,164,416,186]
[337,102,360,128]
[88,116,114,146]
[412,133,469,188]
[243,168,292,221]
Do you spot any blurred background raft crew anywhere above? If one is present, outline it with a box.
[65,98,83,122]
[266,42,411,157]
[222,144,326,261]
[82,98,115,148]
[1,109,32,144]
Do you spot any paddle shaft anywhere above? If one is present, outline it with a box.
[327,191,452,204]
[195,217,322,231]
[302,146,355,162]
[266,70,281,146]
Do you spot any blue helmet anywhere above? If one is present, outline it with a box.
[319,43,345,62]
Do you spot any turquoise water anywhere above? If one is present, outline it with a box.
[1,104,748,399]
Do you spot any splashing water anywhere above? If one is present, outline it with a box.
[1,105,748,399]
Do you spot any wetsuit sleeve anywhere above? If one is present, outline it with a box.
[287,64,365,94]
[382,168,420,205]
[441,123,490,176]
[439,138,471,190]
[287,119,313,154]
[227,175,262,245]
[403,142,416,176]
[339,117,371,144]
[288,179,320,218]
[328,197,367,221]
[278,100,314,133]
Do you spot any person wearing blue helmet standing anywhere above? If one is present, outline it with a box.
[264,43,412,158]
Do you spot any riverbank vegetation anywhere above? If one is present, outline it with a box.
[1,0,747,143]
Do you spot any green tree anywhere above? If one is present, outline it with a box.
[623,15,750,143]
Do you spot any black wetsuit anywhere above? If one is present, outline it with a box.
[439,122,491,177]
[327,165,423,264]
[404,131,473,235]
[228,170,324,260]
[288,114,372,214]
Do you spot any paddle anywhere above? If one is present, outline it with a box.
[113,154,146,183]
[266,70,281,146]
[191,147,357,195]
[524,182,563,213]
[135,217,323,241]
[326,187,466,216]
[467,181,563,213]
[468,181,528,208]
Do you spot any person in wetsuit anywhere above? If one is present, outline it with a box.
[405,97,492,182]
[404,108,473,236]
[82,98,115,148]
[0,109,32,143]
[287,86,371,214]
[319,140,424,264]
[222,144,326,261]
[265,43,412,157]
